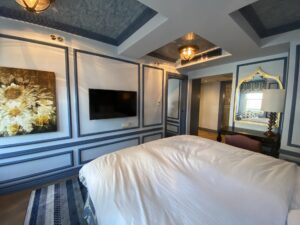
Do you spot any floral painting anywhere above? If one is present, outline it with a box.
[0,67,57,137]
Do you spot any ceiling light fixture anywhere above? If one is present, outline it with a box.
[16,0,54,13]
[179,45,199,61]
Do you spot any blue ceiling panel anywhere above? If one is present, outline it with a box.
[240,0,300,38]
[0,0,157,46]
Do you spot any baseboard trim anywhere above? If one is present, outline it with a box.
[280,149,300,158]
[198,127,218,133]
[280,149,300,165]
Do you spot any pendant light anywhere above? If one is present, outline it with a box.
[179,45,199,61]
[16,0,54,13]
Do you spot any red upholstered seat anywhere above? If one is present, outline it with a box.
[225,135,262,153]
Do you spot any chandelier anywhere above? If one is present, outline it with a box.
[179,45,199,61]
[16,0,54,13]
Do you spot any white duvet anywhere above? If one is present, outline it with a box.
[79,135,298,225]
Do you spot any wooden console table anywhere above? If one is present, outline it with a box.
[217,127,281,158]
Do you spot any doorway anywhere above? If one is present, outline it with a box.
[165,73,188,137]
[190,74,233,140]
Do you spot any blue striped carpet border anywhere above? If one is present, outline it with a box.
[24,178,88,225]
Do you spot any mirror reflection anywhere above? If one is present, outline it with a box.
[235,67,283,126]
[167,78,181,119]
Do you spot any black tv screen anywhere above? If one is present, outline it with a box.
[89,89,137,119]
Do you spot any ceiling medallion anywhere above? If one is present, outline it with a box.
[179,45,199,61]
[16,0,54,13]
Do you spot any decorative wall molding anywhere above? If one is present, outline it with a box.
[73,49,141,137]
[0,33,72,149]
[0,35,168,195]
[167,119,180,124]
[0,167,81,195]
[142,132,163,143]
[166,122,179,134]
[287,45,300,148]
[0,128,163,194]
[0,151,74,185]
[280,149,300,165]
[142,65,164,127]
[280,149,300,158]
[0,127,163,159]
[78,137,140,164]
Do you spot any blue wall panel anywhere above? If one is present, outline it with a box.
[0,151,74,185]
[79,137,140,164]
[142,132,163,143]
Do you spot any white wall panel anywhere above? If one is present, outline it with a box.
[76,51,139,135]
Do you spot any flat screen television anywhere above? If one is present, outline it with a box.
[89,89,137,120]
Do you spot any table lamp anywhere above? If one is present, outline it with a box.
[261,89,285,137]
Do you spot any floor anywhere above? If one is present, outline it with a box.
[198,129,224,142]
[0,176,77,225]
[0,189,31,225]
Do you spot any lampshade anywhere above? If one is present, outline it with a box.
[261,89,285,112]
[16,0,54,13]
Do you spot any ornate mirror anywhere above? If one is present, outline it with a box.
[234,67,283,127]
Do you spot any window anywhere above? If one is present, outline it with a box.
[246,92,263,111]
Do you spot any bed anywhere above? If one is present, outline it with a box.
[79,135,300,225]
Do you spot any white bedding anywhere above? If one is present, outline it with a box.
[79,135,298,225]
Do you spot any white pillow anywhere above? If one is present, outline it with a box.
[288,209,300,225]
[291,167,300,209]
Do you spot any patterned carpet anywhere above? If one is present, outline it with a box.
[24,178,88,225]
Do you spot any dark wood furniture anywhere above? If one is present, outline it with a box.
[225,135,262,153]
[217,127,281,158]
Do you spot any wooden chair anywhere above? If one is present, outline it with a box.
[225,134,262,153]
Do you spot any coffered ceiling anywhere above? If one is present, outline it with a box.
[1,0,300,71]
[0,0,157,45]
[240,0,300,38]
[118,0,298,71]
[148,32,216,62]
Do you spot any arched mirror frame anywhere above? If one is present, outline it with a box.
[234,67,283,127]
